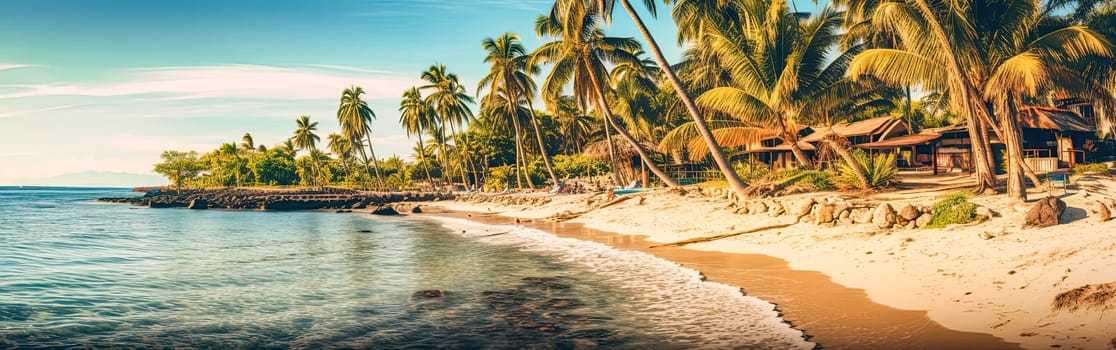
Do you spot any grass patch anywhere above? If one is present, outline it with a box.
[1073,163,1111,175]
[926,191,979,228]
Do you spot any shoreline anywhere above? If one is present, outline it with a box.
[411,205,1018,349]
[405,178,1116,350]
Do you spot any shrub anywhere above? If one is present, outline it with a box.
[551,155,610,179]
[834,149,898,189]
[733,159,770,183]
[1073,163,1110,175]
[765,168,835,190]
[926,191,978,228]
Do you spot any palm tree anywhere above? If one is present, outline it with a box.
[532,5,680,188]
[337,86,385,188]
[399,87,437,187]
[241,133,255,151]
[327,132,354,176]
[293,115,322,186]
[421,64,478,188]
[553,0,747,195]
[480,32,560,187]
[552,95,596,154]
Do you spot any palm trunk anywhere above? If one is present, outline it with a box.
[365,134,385,189]
[912,0,997,191]
[462,130,481,189]
[617,0,744,194]
[510,113,527,189]
[585,58,680,188]
[417,134,435,190]
[601,115,625,186]
[972,95,1046,189]
[527,103,560,186]
[353,136,375,189]
[1002,94,1027,200]
[447,122,470,188]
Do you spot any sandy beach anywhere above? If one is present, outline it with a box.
[410,174,1116,350]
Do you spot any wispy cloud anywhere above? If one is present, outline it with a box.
[0,64,422,101]
[0,64,36,71]
[0,105,73,118]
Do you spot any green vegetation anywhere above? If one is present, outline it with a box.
[151,0,1116,196]
[926,192,980,228]
[834,149,899,189]
[1073,163,1112,175]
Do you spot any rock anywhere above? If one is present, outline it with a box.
[898,205,919,221]
[814,204,836,224]
[188,199,208,210]
[872,203,897,229]
[414,289,445,298]
[915,213,932,228]
[791,199,816,216]
[850,208,874,224]
[1098,202,1112,222]
[370,205,399,216]
[351,201,367,209]
[838,209,850,220]
[1023,197,1066,228]
[751,201,768,214]
[411,205,423,214]
[904,221,916,230]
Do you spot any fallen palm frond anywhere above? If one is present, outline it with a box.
[649,223,795,248]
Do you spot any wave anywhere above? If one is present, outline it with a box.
[428,216,815,350]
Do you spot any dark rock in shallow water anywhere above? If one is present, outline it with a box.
[411,205,422,214]
[188,199,208,209]
[370,205,399,216]
[415,290,445,298]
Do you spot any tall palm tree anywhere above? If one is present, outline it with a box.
[399,87,437,187]
[293,115,322,186]
[337,86,385,188]
[480,32,561,187]
[532,5,680,188]
[421,64,478,188]
[554,0,748,195]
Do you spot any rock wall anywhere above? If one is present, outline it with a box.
[98,187,453,211]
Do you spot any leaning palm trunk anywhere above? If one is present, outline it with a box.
[971,95,1046,189]
[615,0,745,194]
[527,105,560,186]
[910,0,997,191]
[417,135,436,190]
[585,61,679,188]
[447,122,471,188]
[601,115,625,186]
[365,134,385,189]
[824,135,870,189]
[510,114,529,189]
[352,138,375,189]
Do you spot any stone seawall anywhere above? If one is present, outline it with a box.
[98,187,453,211]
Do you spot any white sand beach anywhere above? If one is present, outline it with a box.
[416,174,1116,349]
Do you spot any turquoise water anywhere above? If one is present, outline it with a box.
[0,187,811,349]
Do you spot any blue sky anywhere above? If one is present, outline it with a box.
[0,0,817,185]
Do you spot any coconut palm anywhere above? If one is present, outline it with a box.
[293,115,323,186]
[337,86,385,188]
[551,95,596,155]
[551,0,747,195]
[241,133,255,151]
[532,5,680,188]
[327,132,354,176]
[479,32,560,187]
[421,64,477,188]
[399,87,437,187]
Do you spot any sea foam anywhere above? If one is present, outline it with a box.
[429,216,815,349]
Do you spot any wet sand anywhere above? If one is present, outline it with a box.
[420,208,1020,350]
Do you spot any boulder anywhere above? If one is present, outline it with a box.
[411,205,423,214]
[915,213,932,228]
[898,205,919,222]
[791,199,816,216]
[1097,201,1111,222]
[187,199,208,210]
[1023,197,1066,228]
[751,201,768,214]
[872,203,897,229]
[850,208,874,224]
[814,204,836,224]
[351,201,367,209]
[370,205,400,216]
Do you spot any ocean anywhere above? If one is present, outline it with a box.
[0,187,811,349]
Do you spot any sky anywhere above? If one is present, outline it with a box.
[0,0,818,186]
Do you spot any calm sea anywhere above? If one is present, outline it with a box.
[0,187,811,349]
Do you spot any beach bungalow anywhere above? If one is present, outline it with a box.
[729,126,815,170]
[1055,96,1114,139]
